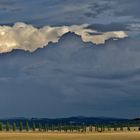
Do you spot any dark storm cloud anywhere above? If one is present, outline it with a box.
[0,33,140,118]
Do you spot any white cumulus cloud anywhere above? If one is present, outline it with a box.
[0,22,128,53]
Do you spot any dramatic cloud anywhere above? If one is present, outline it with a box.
[0,22,127,53]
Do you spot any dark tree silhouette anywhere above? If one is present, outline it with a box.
[32,122,36,131]
[39,123,42,132]
[0,122,3,131]
[6,122,10,131]
[19,122,23,131]
[26,121,29,131]
[13,122,16,131]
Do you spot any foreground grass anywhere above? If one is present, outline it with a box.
[0,132,140,140]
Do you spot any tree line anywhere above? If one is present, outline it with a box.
[0,121,139,132]
[0,121,87,132]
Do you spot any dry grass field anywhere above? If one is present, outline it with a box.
[0,132,140,140]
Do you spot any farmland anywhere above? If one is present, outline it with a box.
[0,132,140,140]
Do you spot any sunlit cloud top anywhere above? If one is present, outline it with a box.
[0,22,128,53]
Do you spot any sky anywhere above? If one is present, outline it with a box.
[0,0,140,118]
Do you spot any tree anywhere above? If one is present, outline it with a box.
[58,124,62,132]
[63,124,67,132]
[44,124,48,132]
[39,123,42,132]
[95,125,97,132]
[32,122,36,131]
[81,124,86,132]
[51,124,54,132]
[120,125,123,131]
[13,122,16,131]
[26,121,29,131]
[0,122,3,131]
[102,125,105,132]
[96,125,99,132]
[127,124,130,131]
[89,125,92,132]
[108,125,111,131]
[100,125,103,132]
[19,122,23,131]
[6,122,10,131]
[127,126,130,131]
[114,126,117,131]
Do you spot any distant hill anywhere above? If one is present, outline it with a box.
[132,118,140,121]
[0,116,129,126]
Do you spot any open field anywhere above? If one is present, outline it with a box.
[0,132,140,140]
